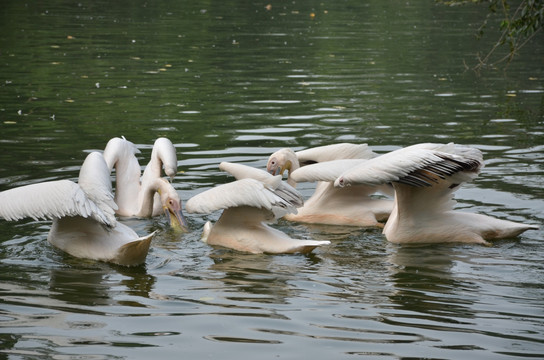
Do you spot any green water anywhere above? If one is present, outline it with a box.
[1,1,543,359]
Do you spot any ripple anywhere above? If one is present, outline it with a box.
[204,335,282,344]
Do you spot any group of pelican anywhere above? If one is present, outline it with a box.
[0,137,186,266]
[0,139,538,266]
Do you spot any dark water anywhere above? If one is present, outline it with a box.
[1,1,543,359]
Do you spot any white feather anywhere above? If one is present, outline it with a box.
[186,177,299,216]
[291,159,366,183]
[335,143,483,188]
[102,137,186,229]
[0,151,155,265]
[219,161,271,182]
[266,144,394,227]
[188,164,329,254]
[0,153,117,227]
[331,142,536,244]
[219,161,303,210]
[296,143,376,164]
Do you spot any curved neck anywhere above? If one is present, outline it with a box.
[142,147,163,181]
[138,177,166,217]
[104,151,142,215]
[142,139,177,181]
[287,158,300,187]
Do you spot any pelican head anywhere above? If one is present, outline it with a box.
[267,148,298,176]
[157,181,188,232]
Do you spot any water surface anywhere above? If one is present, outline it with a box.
[1,1,543,359]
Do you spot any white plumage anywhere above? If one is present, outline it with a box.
[186,177,294,214]
[267,143,394,227]
[0,180,114,225]
[186,162,330,254]
[102,137,187,231]
[296,143,377,165]
[335,143,538,244]
[267,143,376,186]
[218,161,303,219]
[0,152,154,266]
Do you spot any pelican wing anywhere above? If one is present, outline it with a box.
[0,180,116,226]
[219,161,272,182]
[336,143,483,188]
[291,159,366,183]
[77,152,118,224]
[296,143,376,165]
[186,177,301,215]
[220,162,303,209]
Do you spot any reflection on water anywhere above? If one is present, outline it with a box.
[1,0,543,358]
[386,246,479,322]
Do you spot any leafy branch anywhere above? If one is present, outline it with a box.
[439,0,544,72]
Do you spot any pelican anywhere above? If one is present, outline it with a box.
[335,143,539,244]
[0,152,154,266]
[186,163,330,254]
[267,143,377,186]
[267,143,394,226]
[102,137,188,231]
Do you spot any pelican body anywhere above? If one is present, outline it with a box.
[267,144,394,227]
[335,143,539,244]
[186,163,330,254]
[0,152,153,266]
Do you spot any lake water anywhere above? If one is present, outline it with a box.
[1,1,543,359]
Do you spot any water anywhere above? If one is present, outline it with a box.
[1,1,543,359]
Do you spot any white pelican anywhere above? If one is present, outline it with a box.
[335,143,539,244]
[266,143,394,226]
[186,164,330,254]
[102,137,187,231]
[267,143,377,186]
[0,152,154,266]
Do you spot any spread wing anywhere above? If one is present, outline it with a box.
[0,152,118,227]
[291,158,393,197]
[335,143,483,188]
[291,159,366,183]
[0,179,116,226]
[296,143,376,165]
[335,143,483,214]
[219,161,272,182]
[219,161,303,213]
[186,177,302,217]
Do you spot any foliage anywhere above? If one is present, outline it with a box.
[438,0,544,71]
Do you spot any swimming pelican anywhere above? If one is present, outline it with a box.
[267,143,377,186]
[0,152,154,266]
[102,137,187,231]
[335,143,539,244]
[186,165,330,254]
[267,143,394,226]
